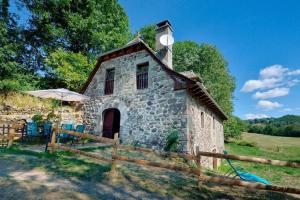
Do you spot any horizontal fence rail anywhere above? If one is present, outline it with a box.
[54,128,118,145]
[112,155,200,176]
[198,151,300,168]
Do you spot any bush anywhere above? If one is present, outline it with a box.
[46,111,59,122]
[32,113,44,126]
[164,127,180,152]
[235,140,257,147]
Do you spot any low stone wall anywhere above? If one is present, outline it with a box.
[0,105,83,125]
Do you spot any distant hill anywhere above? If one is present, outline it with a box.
[245,115,300,137]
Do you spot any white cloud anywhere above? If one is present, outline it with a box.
[241,78,281,92]
[252,87,289,99]
[257,100,283,110]
[260,65,288,79]
[287,69,300,76]
[241,64,300,93]
[245,113,269,120]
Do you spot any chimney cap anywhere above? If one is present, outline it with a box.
[156,20,172,29]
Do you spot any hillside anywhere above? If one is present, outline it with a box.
[245,115,300,137]
[225,133,300,189]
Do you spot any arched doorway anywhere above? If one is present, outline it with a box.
[102,108,120,139]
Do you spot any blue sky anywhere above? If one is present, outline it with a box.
[119,0,300,119]
[11,0,300,119]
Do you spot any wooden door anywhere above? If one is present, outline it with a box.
[103,109,114,139]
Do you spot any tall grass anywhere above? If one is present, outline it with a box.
[0,92,55,110]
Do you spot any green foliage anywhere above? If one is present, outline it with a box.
[32,113,44,126]
[22,0,130,62]
[44,49,94,91]
[0,0,36,92]
[46,111,58,122]
[164,127,180,152]
[173,42,235,116]
[134,24,156,49]
[246,115,300,137]
[224,116,246,140]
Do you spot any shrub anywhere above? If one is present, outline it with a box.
[32,113,44,126]
[46,111,59,122]
[164,127,180,152]
[234,140,257,147]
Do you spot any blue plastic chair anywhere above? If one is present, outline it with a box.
[43,122,52,137]
[224,150,270,185]
[26,122,38,136]
[59,124,73,139]
[75,125,85,133]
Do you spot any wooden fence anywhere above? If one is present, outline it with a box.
[0,122,23,148]
[47,128,300,195]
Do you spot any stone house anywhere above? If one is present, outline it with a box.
[81,20,227,168]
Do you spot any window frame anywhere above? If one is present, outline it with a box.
[104,68,115,95]
[136,62,149,90]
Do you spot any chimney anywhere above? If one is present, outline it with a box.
[155,20,173,69]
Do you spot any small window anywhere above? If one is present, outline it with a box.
[104,68,115,95]
[213,117,215,129]
[201,112,204,128]
[136,62,149,90]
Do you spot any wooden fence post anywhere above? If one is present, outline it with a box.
[7,125,15,148]
[196,146,202,187]
[50,126,57,154]
[110,132,119,182]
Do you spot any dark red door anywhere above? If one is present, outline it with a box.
[102,109,120,139]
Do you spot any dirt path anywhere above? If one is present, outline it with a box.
[0,154,299,200]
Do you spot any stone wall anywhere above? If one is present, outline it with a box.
[186,95,224,168]
[84,50,188,151]
[0,104,83,125]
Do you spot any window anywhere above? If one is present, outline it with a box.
[213,117,215,129]
[201,112,204,128]
[104,68,115,95]
[136,62,149,90]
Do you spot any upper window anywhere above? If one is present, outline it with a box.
[201,112,204,128]
[104,68,115,95]
[213,117,215,129]
[136,62,149,90]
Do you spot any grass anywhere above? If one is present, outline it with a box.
[0,145,111,181]
[0,92,55,110]
[222,133,300,188]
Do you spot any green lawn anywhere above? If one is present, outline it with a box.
[222,133,300,188]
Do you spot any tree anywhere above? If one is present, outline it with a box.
[173,42,235,115]
[134,24,156,49]
[21,0,130,71]
[224,116,246,141]
[0,0,35,92]
[44,49,94,91]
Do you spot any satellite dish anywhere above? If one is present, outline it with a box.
[159,34,174,46]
